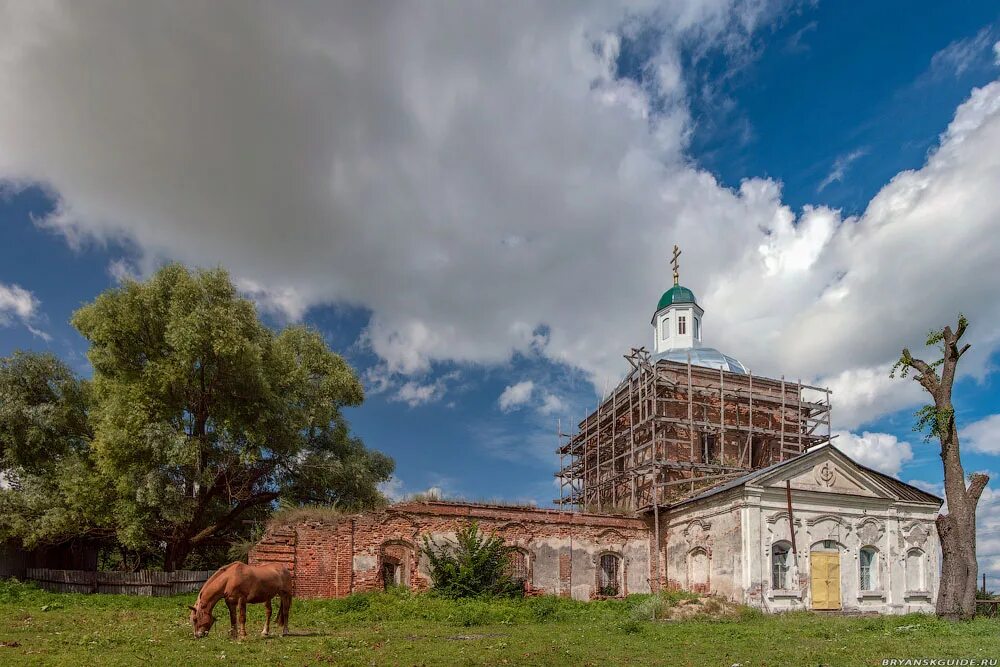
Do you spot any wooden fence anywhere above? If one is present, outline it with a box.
[26,568,215,596]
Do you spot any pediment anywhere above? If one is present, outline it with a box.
[752,447,899,500]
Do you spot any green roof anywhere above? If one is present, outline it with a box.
[655,285,696,312]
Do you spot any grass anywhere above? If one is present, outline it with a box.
[0,580,997,666]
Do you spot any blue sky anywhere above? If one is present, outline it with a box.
[1,1,999,583]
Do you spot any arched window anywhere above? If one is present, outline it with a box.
[598,553,622,596]
[505,548,530,585]
[688,548,710,592]
[859,547,877,591]
[772,542,791,590]
[905,548,925,592]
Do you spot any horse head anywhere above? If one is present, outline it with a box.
[189,603,216,638]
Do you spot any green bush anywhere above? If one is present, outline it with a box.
[420,521,523,599]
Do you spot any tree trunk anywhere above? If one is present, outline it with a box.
[933,421,986,620]
[164,538,192,572]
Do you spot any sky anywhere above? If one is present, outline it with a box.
[0,1,999,585]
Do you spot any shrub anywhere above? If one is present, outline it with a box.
[421,521,523,599]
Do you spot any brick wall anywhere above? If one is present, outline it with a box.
[250,500,654,600]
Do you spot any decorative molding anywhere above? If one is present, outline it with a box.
[814,461,837,488]
[682,519,712,546]
[857,518,885,546]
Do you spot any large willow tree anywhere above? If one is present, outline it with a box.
[1,264,392,570]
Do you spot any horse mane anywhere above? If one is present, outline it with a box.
[196,562,241,604]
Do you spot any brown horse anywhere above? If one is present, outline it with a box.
[188,562,293,639]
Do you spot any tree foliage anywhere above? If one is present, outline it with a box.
[421,521,522,599]
[0,264,393,569]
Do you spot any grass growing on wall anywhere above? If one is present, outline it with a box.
[0,580,997,666]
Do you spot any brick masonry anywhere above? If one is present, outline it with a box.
[250,500,654,601]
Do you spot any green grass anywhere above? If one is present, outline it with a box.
[0,580,997,666]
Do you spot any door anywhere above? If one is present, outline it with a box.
[810,551,841,610]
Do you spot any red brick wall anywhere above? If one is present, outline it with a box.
[250,501,653,600]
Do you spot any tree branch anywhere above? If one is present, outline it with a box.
[967,473,989,505]
[188,491,279,546]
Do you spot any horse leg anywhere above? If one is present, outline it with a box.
[226,599,238,639]
[261,598,272,636]
[237,598,247,639]
[279,593,291,636]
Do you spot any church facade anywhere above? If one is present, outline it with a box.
[251,254,942,613]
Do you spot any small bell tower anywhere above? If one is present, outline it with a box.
[652,244,703,353]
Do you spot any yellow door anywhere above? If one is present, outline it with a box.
[810,552,841,610]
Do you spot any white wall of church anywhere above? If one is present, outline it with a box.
[659,491,745,601]
[655,463,940,615]
[744,488,939,614]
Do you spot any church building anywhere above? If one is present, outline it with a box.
[251,248,941,614]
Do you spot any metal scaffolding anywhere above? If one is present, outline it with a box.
[555,347,832,512]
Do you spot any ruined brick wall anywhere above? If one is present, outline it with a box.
[251,501,653,601]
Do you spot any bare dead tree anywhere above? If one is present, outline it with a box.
[892,315,988,620]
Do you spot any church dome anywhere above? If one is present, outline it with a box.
[656,285,696,312]
[651,346,748,375]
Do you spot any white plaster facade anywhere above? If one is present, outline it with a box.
[658,446,942,614]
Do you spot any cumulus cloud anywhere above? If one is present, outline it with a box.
[961,413,1000,455]
[1,2,1000,434]
[391,372,458,408]
[538,393,566,416]
[498,381,535,412]
[831,430,913,477]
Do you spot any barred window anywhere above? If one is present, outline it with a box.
[772,542,790,590]
[859,547,876,590]
[599,553,621,596]
[506,549,529,583]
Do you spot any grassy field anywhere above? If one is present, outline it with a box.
[0,581,997,666]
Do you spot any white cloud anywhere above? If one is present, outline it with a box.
[0,282,49,340]
[961,413,1000,455]
[498,380,535,412]
[831,430,913,477]
[538,393,566,416]
[994,40,1000,66]
[0,3,1000,436]
[929,28,995,77]
[817,148,866,191]
[393,378,448,408]
[378,475,405,501]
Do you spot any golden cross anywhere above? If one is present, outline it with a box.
[671,244,681,286]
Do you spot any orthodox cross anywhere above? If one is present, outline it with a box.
[671,244,682,286]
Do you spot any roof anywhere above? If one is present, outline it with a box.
[651,347,748,374]
[655,284,696,312]
[667,444,942,509]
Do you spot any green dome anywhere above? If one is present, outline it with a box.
[656,285,696,312]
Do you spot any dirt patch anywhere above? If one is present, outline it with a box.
[1,641,21,648]
[659,596,743,621]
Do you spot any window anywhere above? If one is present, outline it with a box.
[701,433,718,464]
[661,317,668,340]
[859,547,876,590]
[599,553,621,596]
[772,542,791,590]
[694,317,700,340]
[905,548,925,592]
[677,315,687,335]
[505,549,529,585]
